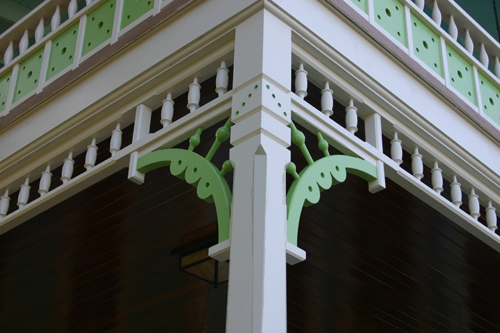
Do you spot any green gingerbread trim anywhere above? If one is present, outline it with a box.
[286,123,378,246]
[136,119,233,243]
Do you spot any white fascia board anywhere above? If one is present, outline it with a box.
[271,0,500,185]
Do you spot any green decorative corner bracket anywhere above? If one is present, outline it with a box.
[135,117,377,249]
[136,118,234,243]
[286,122,378,246]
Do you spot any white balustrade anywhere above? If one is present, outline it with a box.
[295,63,308,99]
[411,147,424,181]
[38,165,52,196]
[187,77,201,113]
[468,188,480,220]
[0,190,10,218]
[431,161,443,194]
[486,201,498,232]
[51,6,61,32]
[68,0,78,18]
[415,0,424,10]
[110,124,122,157]
[390,132,403,166]
[345,99,358,134]
[161,93,174,128]
[86,0,93,5]
[215,61,229,97]
[450,175,462,207]
[19,30,29,55]
[17,178,31,208]
[84,138,98,170]
[321,82,334,117]
[61,152,74,184]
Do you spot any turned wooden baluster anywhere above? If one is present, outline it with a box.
[17,178,31,208]
[321,82,334,117]
[450,175,462,207]
[161,93,174,128]
[479,44,489,67]
[85,138,98,170]
[486,201,498,232]
[345,99,358,134]
[216,61,229,97]
[187,77,200,113]
[468,189,480,220]
[431,161,443,194]
[295,63,308,99]
[35,18,45,43]
[411,147,423,181]
[0,190,10,219]
[61,152,74,184]
[19,30,29,55]
[448,16,458,40]
[38,165,52,197]
[68,0,78,18]
[110,124,122,157]
[4,41,14,65]
[51,6,61,32]
[390,132,403,166]
[432,1,442,26]
[464,30,474,54]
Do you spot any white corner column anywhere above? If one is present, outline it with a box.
[226,9,292,333]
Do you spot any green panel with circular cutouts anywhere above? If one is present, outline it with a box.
[350,0,367,13]
[446,45,477,105]
[411,14,443,77]
[479,73,500,125]
[82,0,116,57]
[46,22,79,81]
[121,0,154,30]
[374,0,407,47]
[0,71,11,113]
[13,48,44,104]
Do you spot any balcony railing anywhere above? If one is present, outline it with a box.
[0,0,178,115]
[340,0,500,133]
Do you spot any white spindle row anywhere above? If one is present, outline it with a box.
[0,122,123,220]
[2,0,83,67]
[389,130,498,232]
[294,63,361,134]
[415,0,500,77]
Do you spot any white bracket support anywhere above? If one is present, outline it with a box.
[209,239,307,265]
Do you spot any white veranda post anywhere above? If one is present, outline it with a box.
[226,9,292,332]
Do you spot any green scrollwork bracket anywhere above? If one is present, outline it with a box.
[286,123,378,246]
[136,119,233,243]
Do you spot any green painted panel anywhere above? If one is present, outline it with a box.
[81,0,115,57]
[13,48,44,103]
[121,0,154,30]
[0,71,11,113]
[46,23,79,81]
[446,45,477,105]
[374,0,407,46]
[350,0,367,13]
[411,14,443,77]
[479,73,500,126]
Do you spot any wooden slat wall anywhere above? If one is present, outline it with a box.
[287,122,500,332]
